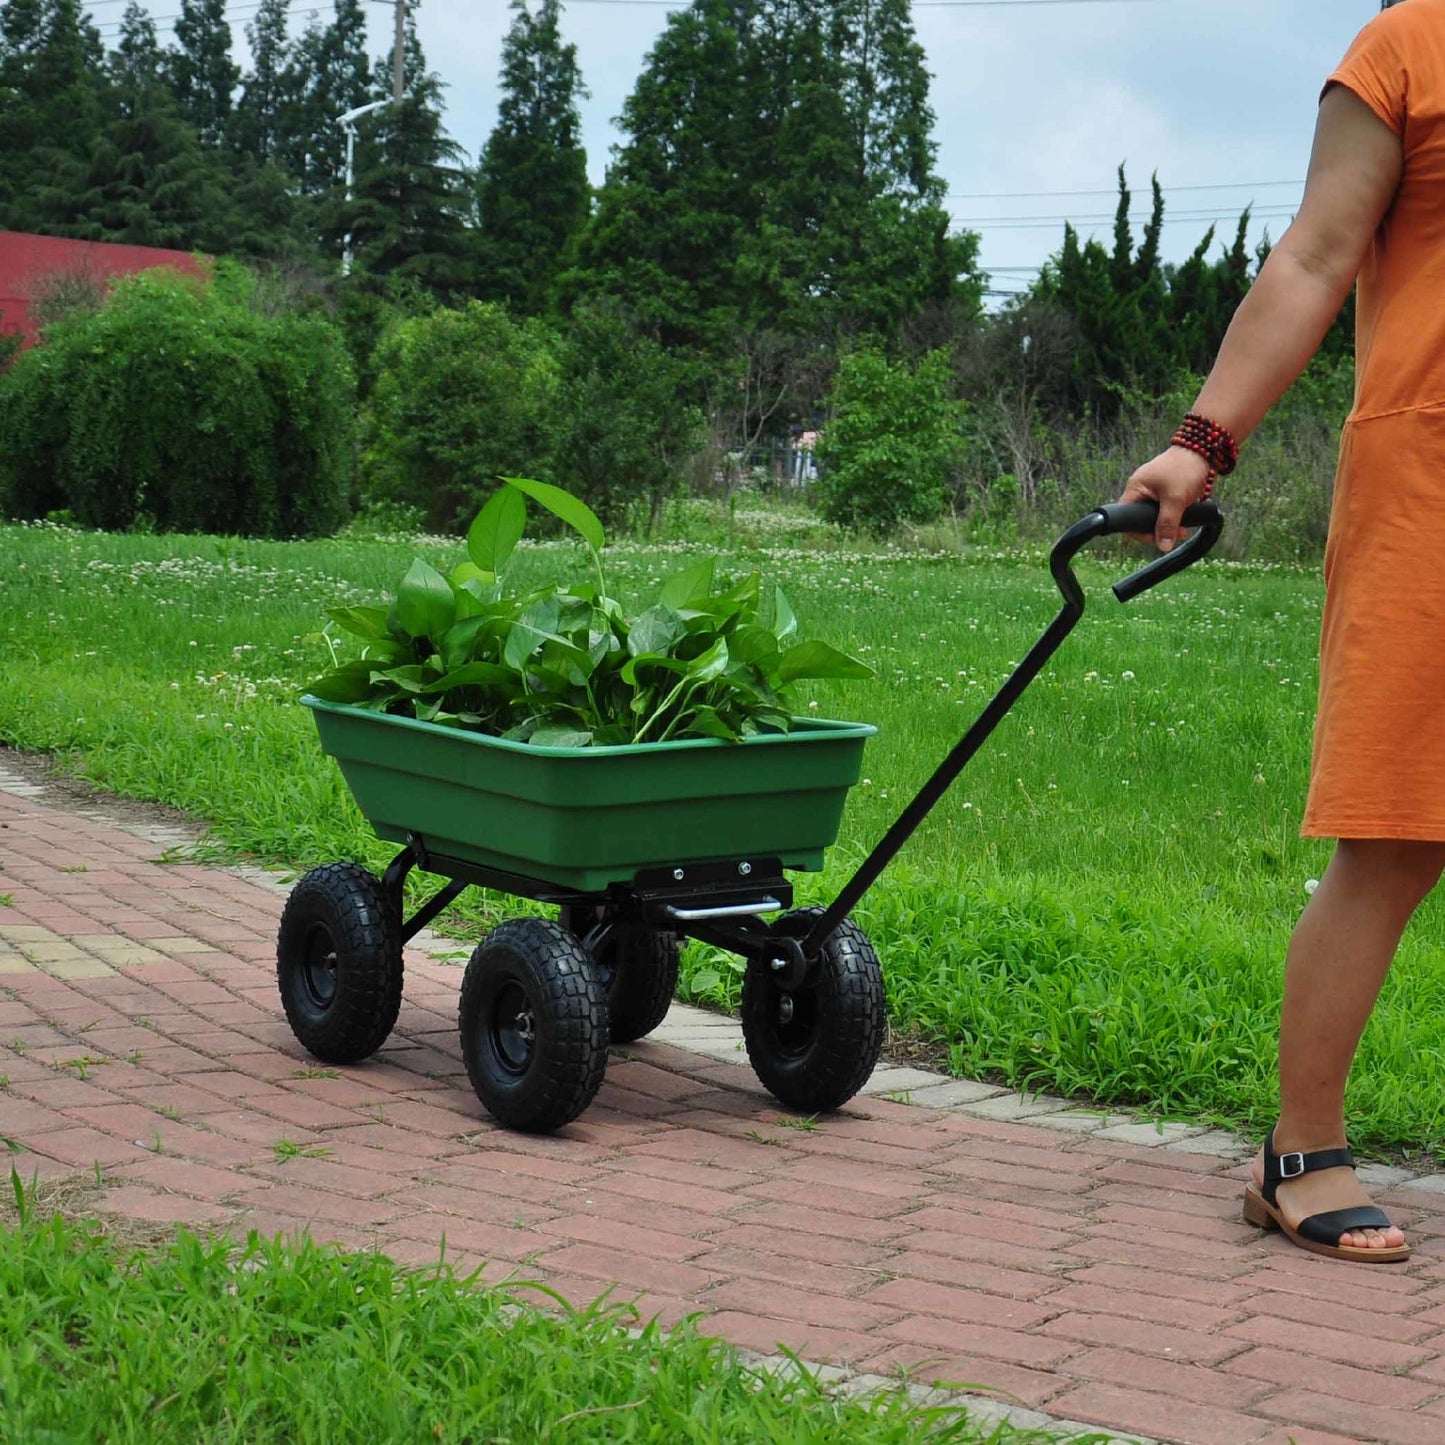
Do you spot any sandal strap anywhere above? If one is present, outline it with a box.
[1295,1205,1394,1248]
[1262,1127,1356,1205]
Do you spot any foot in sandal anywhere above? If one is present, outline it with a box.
[1244,1127,1409,1263]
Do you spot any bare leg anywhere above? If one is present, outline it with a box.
[1250,838,1445,1250]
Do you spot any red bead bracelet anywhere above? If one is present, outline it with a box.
[1170,412,1239,499]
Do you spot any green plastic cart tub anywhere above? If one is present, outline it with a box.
[303,697,876,893]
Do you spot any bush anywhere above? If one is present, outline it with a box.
[816,345,963,536]
[0,268,355,538]
[551,302,704,532]
[364,301,558,530]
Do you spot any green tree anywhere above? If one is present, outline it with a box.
[571,0,765,357]
[816,344,961,534]
[365,301,559,528]
[551,301,704,530]
[0,0,105,232]
[234,0,292,162]
[474,0,591,314]
[280,0,371,197]
[346,7,471,292]
[166,0,239,148]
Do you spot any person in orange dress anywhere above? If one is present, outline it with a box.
[1121,2,1445,1263]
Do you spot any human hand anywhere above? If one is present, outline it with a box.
[1118,447,1214,553]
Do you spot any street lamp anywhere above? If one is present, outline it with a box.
[337,98,393,276]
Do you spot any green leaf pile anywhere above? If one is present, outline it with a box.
[307,479,872,747]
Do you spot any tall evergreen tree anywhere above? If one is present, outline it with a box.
[0,0,105,232]
[167,0,240,148]
[234,0,292,162]
[347,6,470,291]
[282,0,371,196]
[108,0,163,102]
[474,0,590,314]
[572,0,766,355]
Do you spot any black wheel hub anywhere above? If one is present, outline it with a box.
[301,923,339,1010]
[491,979,537,1075]
[770,981,819,1058]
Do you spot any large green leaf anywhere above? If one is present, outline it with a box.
[530,724,594,749]
[419,662,516,695]
[686,636,730,684]
[628,604,685,659]
[395,559,456,642]
[326,605,391,643]
[659,558,715,609]
[304,660,378,703]
[774,640,875,684]
[467,486,527,576]
[501,476,605,554]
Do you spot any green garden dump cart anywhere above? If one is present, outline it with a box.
[276,500,1222,1133]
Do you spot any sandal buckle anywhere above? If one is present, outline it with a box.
[1279,1151,1306,1179]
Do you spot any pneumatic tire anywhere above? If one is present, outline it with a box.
[459,918,609,1133]
[276,863,404,1064]
[561,908,680,1045]
[741,907,885,1114]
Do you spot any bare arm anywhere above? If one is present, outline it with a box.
[1122,85,1404,551]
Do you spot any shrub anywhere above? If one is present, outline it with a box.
[0,268,355,538]
[551,302,705,532]
[816,345,963,536]
[364,301,558,530]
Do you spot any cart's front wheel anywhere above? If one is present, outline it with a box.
[276,863,403,1064]
[459,918,609,1133]
[562,908,681,1045]
[741,908,885,1114]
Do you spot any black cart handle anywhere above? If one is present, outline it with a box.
[1052,500,1223,607]
[800,498,1225,958]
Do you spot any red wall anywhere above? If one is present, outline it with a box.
[0,232,207,346]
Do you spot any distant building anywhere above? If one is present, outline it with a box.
[0,232,206,348]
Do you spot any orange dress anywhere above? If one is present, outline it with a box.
[1303,1,1445,840]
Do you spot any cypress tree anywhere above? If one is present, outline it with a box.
[234,0,292,163]
[167,0,239,148]
[474,0,591,314]
[347,5,470,292]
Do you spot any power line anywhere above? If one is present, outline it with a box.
[953,204,1298,227]
[946,178,1303,200]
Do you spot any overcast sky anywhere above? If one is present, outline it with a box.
[97,0,1388,295]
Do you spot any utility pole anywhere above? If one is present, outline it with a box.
[393,0,406,104]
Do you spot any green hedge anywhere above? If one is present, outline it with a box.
[0,268,355,538]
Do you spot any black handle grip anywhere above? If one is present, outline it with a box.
[1099,500,1224,603]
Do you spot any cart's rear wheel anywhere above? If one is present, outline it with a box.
[562,907,681,1045]
[276,863,403,1064]
[741,907,885,1114]
[459,918,609,1133]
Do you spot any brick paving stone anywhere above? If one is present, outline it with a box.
[1061,1347,1273,1410]
[1256,1390,1445,1445]
[861,1342,1074,1408]
[1046,1382,1274,1445]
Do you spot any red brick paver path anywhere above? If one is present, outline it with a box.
[5,779,1445,1445]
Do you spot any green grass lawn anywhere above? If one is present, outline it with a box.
[4,511,1444,1156]
[0,1176,1075,1444]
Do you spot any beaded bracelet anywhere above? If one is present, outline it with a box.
[1170,412,1240,498]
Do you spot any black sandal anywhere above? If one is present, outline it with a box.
[1242,1127,1410,1264]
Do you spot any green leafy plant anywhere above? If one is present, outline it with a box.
[307,478,872,747]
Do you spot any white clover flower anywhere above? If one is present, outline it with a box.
[1121,670,1135,681]
[1305,878,1320,896]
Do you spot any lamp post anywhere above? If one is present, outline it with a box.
[338,98,393,276]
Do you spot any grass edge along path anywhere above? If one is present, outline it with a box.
[0,1169,1119,1445]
